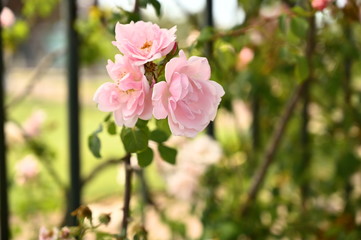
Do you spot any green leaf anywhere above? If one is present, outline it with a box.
[292,6,312,17]
[103,113,112,122]
[149,0,161,17]
[107,121,117,135]
[290,16,308,39]
[88,134,101,158]
[121,127,149,153]
[156,119,171,136]
[136,119,148,129]
[150,129,170,143]
[279,14,288,34]
[295,57,309,82]
[138,0,148,8]
[137,147,154,167]
[158,144,177,165]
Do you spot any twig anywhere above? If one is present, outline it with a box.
[121,153,132,237]
[81,157,126,186]
[6,49,63,108]
[241,80,309,215]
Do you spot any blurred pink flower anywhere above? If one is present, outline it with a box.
[5,122,24,144]
[178,135,223,166]
[94,55,152,127]
[167,171,199,201]
[186,30,200,46]
[237,47,254,70]
[0,7,15,28]
[58,227,73,240]
[152,50,224,137]
[312,0,330,11]
[232,100,252,131]
[23,110,47,138]
[15,155,40,185]
[39,226,58,240]
[113,21,177,65]
[155,135,223,200]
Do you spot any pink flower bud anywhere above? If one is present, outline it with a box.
[312,0,330,11]
[15,155,39,185]
[237,47,254,70]
[0,7,15,28]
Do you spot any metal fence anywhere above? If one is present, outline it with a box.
[0,0,215,239]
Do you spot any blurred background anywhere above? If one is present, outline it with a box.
[2,0,361,239]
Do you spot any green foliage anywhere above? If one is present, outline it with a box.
[88,124,103,158]
[120,126,149,153]
[149,129,170,143]
[137,147,154,167]
[158,144,177,165]
[22,0,58,18]
[290,16,309,39]
[295,56,309,82]
[106,121,117,135]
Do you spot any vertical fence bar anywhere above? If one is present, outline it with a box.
[205,0,214,137]
[0,2,10,239]
[65,0,81,225]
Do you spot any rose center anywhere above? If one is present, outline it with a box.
[140,41,153,52]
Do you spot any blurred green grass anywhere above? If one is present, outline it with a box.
[7,78,164,217]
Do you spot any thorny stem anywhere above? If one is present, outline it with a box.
[121,153,133,237]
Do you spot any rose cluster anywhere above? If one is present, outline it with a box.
[93,21,224,137]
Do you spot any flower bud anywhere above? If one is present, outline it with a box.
[71,205,92,220]
[98,213,111,225]
[312,0,329,11]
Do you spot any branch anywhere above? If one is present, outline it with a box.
[121,153,132,237]
[240,12,317,216]
[81,157,126,186]
[6,49,63,108]
[241,80,309,215]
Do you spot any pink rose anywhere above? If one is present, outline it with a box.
[113,21,177,65]
[23,109,47,138]
[312,0,329,11]
[93,55,152,127]
[152,50,225,137]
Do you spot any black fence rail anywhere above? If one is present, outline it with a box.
[0,1,10,240]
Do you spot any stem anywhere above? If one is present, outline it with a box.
[121,154,132,237]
